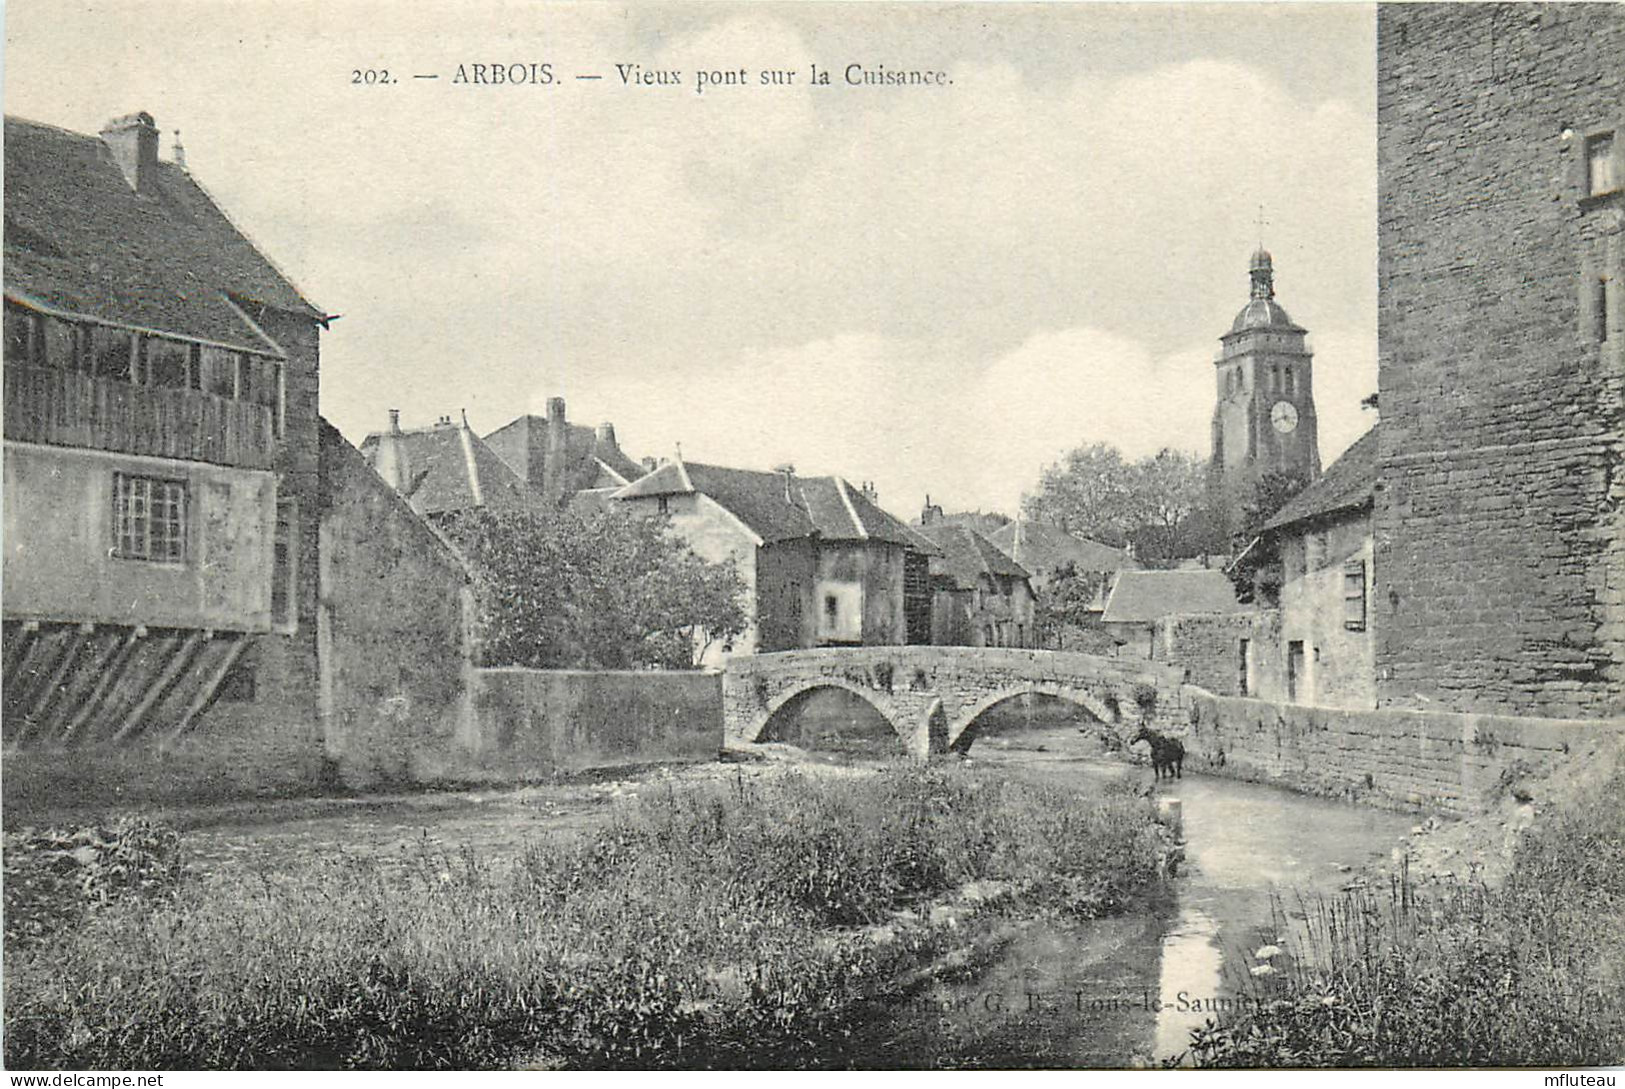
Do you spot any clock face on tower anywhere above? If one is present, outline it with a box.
[1271,400,1299,434]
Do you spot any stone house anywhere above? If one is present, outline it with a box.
[1100,569,1250,662]
[1252,425,1378,709]
[359,409,536,521]
[1,111,472,804]
[914,522,1037,648]
[483,396,643,508]
[1376,5,1624,718]
[613,460,936,665]
[987,517,1137,622]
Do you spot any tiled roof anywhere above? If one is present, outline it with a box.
[483,414,644,495]
[987,520,1138,574]
[1100,569,1246,623]
[3,115,320,351]
[916,523,1031,591]
[359,420,535,517]
[1262,425,1379,533]
[615,460,931,550]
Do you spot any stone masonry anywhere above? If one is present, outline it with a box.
[1375,4,1625,718]
[721,646,1188,757]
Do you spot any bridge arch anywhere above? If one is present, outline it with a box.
[748,678,911,751]
[946,682,1124,754]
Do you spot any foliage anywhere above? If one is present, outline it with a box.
[1024,443,1214,565]
[440,504,747,670]
[1185,757,1625,1068]
[1031,561,1107,648]
[3,817,185,946]
[4,767,1171,1070]
[1224,469,1309,604]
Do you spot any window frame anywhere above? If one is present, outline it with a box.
[1586,130,1617,198]
[111,472,190,565]
[1343,558,1368,632]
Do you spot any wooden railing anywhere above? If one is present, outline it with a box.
[3,366,275,470]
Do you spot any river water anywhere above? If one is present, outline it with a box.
[843,723,1420,1068]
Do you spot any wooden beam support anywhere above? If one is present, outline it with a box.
[113,631,204,744]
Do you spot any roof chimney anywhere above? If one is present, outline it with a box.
[388,408,401,434]
[100,112,160,193]
[547,397,566,426]
[774,463,797,505]
[596,421,617,447]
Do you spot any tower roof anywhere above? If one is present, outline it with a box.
[1228,247,1304,334]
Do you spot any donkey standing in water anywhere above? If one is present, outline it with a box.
[1129,726,1185,780]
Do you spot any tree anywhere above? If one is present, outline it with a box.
[1124,448,1209,565]
[1024,443,1136,545]
[1032,561,1108,649]
[1025,443,1212,565]
[439,505,748,670]
[1225,469,1311,605]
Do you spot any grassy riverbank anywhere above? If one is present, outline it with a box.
[1187,755,1625,1068]
[5,764,1172,1070]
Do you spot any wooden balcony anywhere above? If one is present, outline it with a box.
[3,366,274,470]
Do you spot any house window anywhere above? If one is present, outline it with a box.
[824,594,839,622]
[271,499,298,631]
[1588,132,1617,196]
[657,496,670,515]
[1597,277,1611,343]
[1343,559,1367,631]
[1238,637,1251,696]
[112,473,188,563]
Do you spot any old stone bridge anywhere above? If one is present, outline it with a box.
[721,646,1189,757]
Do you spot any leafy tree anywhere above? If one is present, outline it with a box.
[1024,443,1135,545]
[440,505,747,670]
[1225,469,1311,605]
[1032,561,1108,649]
[1025,444,1212,565]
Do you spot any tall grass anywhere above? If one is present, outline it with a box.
[1187,759,1625,1068]
[5,765,1170,1070]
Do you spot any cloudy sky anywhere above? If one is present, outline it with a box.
[5,1,1376,520]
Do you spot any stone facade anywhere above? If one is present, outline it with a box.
[1154,612,1265,698]
[1186,689,1621,816]
[722,646,1188,757]
[315,423,476,789]
[1375,3,1625,718]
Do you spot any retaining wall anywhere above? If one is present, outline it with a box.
[1185,687,1623,815]
[468,668,723,776]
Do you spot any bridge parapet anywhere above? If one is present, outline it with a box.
[722,646,1188,757]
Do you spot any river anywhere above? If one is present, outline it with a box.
[843,721,1421,1068]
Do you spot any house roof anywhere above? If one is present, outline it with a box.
[3,115,321,352]
[915,523,1031,591]
[358,419,536,517]
[1262,425,1380,533]
[987,520,1139,574]
[615,460,934,551]
[483,414,644,494]
[1100,569,1246,623]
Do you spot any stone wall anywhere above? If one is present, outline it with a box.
[470,668,722,776]
[316,422,477,790]
[1155,612,1262,697]
[1376,4,1625,718]
[1185,687,1623,815]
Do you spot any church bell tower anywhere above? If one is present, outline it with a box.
[1208,248,1321,543]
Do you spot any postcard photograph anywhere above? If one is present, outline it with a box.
[1,0,1623,1076]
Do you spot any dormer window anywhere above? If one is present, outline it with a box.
[1588,132,1617,196]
